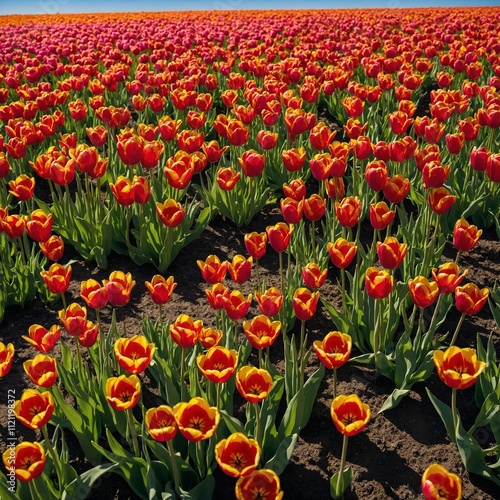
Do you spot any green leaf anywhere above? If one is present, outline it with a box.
[264,432,298,475]
[62,463,119,500]
[426,389,456,443]
[219,409,246,434]
[330,466,353,499]
[179,473,215,500]
[379,388,411,413]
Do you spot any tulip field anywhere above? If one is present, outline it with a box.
[1,6,500,499]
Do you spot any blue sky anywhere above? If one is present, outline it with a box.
[0,0,496,15]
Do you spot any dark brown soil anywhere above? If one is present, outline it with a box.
[1,205,499,500]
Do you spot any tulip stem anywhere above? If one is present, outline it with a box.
[373,298,380,354]
[299,320,307,392]
[279,251,285,333]
[254,402,262,449]
[332,368,338,399]
[167,440,181,496]
[255,258,261,291]
[311,220,316,263]
[337,434,349,496]
[455,251,461,266]
[196,441,206,479]
[29,478,43,500]
[60,292,67,311]
[428,294,444,334]
[216,382,221,410]
[158,304,163,324]
[450,313,466,347]
[96,309,106,378]
[126,409,140,457]
[340,268,347,314]
[180,348,187,401]
[451,387,458,442]
[258,348,263,370]
[41,425,63,490]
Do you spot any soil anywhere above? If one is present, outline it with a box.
[1,204,499,500]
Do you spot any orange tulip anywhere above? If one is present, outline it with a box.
[331,394,370,437]
[244,231,267,260]
[365,267,393,299]
[216,167,240,191]
[105,374,141,411]
[59,303,87,337]
[40,263,72,295]
[23,354,58,387]
[433,346,485,390]
[104,270,136,307]
[335,196,362,228]
[431,263,468,294]
[22,324,60,353]
[114,335,156,374]
[199,327,223,349]
[282,147,306,172]
[0,341,14,377]
[365,160,388,192]
[243,315,281,350]
[422,161,450,189]
[236,365,273,404]
[164,151,195,189]
[309,121,336,151]
[303,194,326,221]
[170,314,203,349]
[257,130,278,150]
[8,174,35,201]
[39,235,64,261]
[158,115,182,142]
[369,201,396,230]
[145,405,177,442]
[228,255,253,285]
[215,432,260,478]
[313,331,352,370]
[309,153,334,181]
[327,238,357,268]
[422,463,462,500]
[292,287,320,322]
[205,283,230,310]
[238,149,265,177]
[197,346,238,383]
[455,283,489,315]
[266,222,294,253]
[2,442,46,482]
[301,263,328,289]
[145,275,177,305]
[14,389,54,430]
[173,397,220,442]
[453,219,482,252]
[79,321,99,348]
[80,278,108,309]
[156,199,186,227]
[282,178,306,201]
[197,255,228,284]
[235,468,284,500]
[428,187,456,214]
[255,287,283,317]
[383,174,410,204]
[223,290,252,321]
[26,209,53,242]
[408,276,440,308]
[377,236,408,270]
[280,197,303,224]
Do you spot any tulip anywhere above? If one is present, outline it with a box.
[22,324,60,353]
[39,235,64,261]
[177,129,204,154]
[342,95,364,117]
[40,263,72,295]
[86,125,108,147]
[243,315,281,350]
[244,231,267,260]
[428,187,456,214]
[205,283,230,311]
[238,149,265,177]
[266,222,293,253]
[2,442,46,482]
[302,263,328,289]
[215,433,260,478]
[145,405,178,442]
[59,303,87,337]
[422,161,450,189]
[2,214,25,239]
[14,389,54,430]
[104,270,135,307]
[26,209,53,242]
[170,314,203,349]
[255,287,283,317]
[199,327,223,349]
[223,290,252,321]
[282,147,306,172]
[422,463,462,500]
[174,397,220,442]
[23,354,58,388]
[453,219,482,252]
[383,174,410,204]
[156,199,185,227]
[327,238,357,269]
[486,153,500,182]
[433,347,485,391]
[145,275,176,305]
[228,255,253,285]
[226,119,250,146]
[236,366,273,404]
[325,177,345,200]
[388,110,413,135]
[0,341,14,377]
[80,279,108,309]
[114,335,156,374]
[455,283,489,316]
[335,197,361,228]
[164,151,195,189]
[365,267,393,299]
[303,194,326,221]
[309,153,333,181]
[377,237,408,270]
[369,202,396,230]
[158,115,182,142]
[235,469,284,500]
[432,263,468,294]
[365,160,388,192]
[408,276,440,308]
[344,118,368,140]
[116,134,143,166]
[197,255,227,284]
[446,132,465,155]
[216,167,240,191]
[8,174,35,201]
[257,130,278,150]
[105,374,141,411]
[292,288,320,322]
[282,179,306,201]
[78,321,99,348]
[203,140,229,163]
[197,346,238,384]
